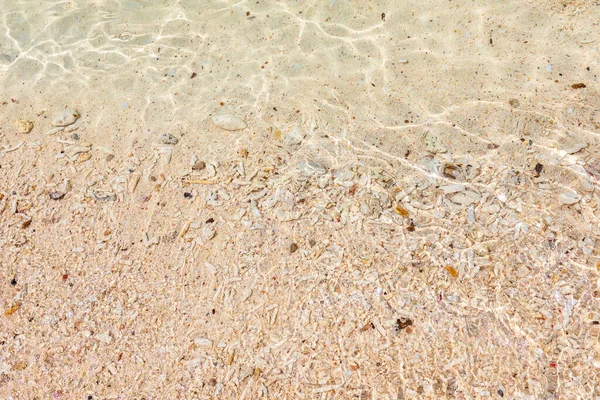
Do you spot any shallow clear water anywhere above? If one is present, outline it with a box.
[2,1,597,155]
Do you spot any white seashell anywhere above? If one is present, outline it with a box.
[194,337,213,347]
[558,191,581,205]
[450,190,480,206]
[211,114,247,131]
[52,109,79,127]
[564,142,587,154]
[441,184,465,194]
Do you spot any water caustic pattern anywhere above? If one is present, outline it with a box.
[1,0,600,398]
[2,0,596,136]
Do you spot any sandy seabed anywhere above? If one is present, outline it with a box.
[1,0,600,399]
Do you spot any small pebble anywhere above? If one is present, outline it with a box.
[52,109,79,127]
[202,225,216,240]
[290,243,299,253]
[49,192,65,200]
[71,133,80,141]
[184,192,193,199]
[508,99,520,108]
[14,119,34,133]
[558,191,581,205]
[211,114,247,131]
[192,161,206,171]
[160,134,179,145]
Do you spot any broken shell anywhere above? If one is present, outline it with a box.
[558,191,581,205]
[443,164,461,180]
[211,114,247,131]
[52,110,79,127]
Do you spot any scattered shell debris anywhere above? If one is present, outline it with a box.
[1,2,599,399]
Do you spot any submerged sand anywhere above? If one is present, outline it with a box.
[1,0,600,398]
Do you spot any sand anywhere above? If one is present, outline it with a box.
[1,0,600,398]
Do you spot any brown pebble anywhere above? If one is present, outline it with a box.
[309,238,316,247]
[290,243,299,253]
[361,322,375,332]
[192,161,206,171]
[571,83,586,89]
[21,219,32,229]
[396,317,413,332]
[487,143,499,149]
[508,98,520,108]
[191,72,197,79]
[534,163,543,175]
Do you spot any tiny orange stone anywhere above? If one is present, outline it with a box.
[5,303,21,316]
[394,205,409,217]
[445,265,459,278]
